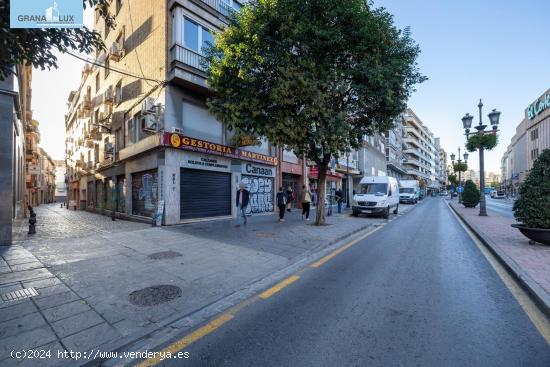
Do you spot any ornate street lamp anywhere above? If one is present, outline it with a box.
[450,147,468,203]
[462,99,500,216]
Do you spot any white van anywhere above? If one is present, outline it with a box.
[352,176,400,218]
[399,179,420,204]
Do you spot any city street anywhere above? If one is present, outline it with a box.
[156,198,550,367]
[484,196,515,219]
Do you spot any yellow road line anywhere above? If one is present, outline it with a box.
[259,275,300,299]
[136,313,234,367]
[447,203,550,345]
[310,225,384,268]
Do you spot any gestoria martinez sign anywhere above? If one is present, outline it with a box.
[163,133,278,166]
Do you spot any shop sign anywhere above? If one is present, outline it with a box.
[164,133,278,166]
[527,93,550,120]
[309,166,343,179]
[242,163,275,177]
[182,152,231,172]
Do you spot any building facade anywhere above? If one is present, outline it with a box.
[402,108,437,189]
[438,147,448,189]
[500,118,529,194]
[0,65,28,245]
[37,148,56,204]
[54,160,67,202]
[385,116,408,181]
[65,0,281,223]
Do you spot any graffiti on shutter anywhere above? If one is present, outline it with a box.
[132,170,158,217]
[241,175,274,214]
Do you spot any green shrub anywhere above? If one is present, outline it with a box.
[513,149,550,228]
[462,180,480,208]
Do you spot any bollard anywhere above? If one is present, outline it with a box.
[111,210,116,221]
[28,206,36,235]
[60,203,63,208]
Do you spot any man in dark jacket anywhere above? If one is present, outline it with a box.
[276,187,287,222]
[235,183,250,226]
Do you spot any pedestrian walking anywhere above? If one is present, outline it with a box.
[286,186,294,212]
[276,187,287,222]
[235,183,250,227]
[300,185,312,221]
[335,188,344,214]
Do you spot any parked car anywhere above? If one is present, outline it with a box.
[440,190,448,196]
[352,176,400,218]
[490,190,497,198]
[495,191,506,199]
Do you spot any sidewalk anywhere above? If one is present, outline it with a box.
[448,200,550,316]
[1,203,415,366]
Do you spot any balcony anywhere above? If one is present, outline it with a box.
[199,0,238,17]
[169,44,210,92]
[171,45,207,72]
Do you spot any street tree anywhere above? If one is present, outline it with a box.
[205,0,425,224]
[0,0,114,80]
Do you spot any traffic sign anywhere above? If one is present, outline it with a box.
[457,186,464,193]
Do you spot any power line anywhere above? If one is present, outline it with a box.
[65,50,165,84]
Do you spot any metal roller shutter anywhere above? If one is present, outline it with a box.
[180,168,231,219]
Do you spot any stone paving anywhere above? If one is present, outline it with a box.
[0,203,416,366]
[449,201,550,310]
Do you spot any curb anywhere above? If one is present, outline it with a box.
[447,201,550,318]
[62,213,376,367]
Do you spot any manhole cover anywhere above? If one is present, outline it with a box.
[147,251,182,260]
[128,285,182,307]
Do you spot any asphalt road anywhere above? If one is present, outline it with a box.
[159,198,550,367]
[484,196,515,219]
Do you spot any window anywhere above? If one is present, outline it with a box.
[184,18,199,52]
[125,116,135,146]
[531,128,539,141]
[105,57,110,78]
[115,80,122,104]
[183,18,213,54]
[95,72,100,92]
[115,128,123,152]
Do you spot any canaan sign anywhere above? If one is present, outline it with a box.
[163,133,278,166]
[527,93,550,120]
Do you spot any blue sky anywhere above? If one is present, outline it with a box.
[374,0,550,173]
[36,1,550,174]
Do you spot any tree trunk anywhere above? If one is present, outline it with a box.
[315,155,330,225]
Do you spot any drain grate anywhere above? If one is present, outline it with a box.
[147,251,183,260]
[0,287,39,303]
[128,285,182,307]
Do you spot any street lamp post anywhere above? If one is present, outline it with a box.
[450,147,468,203]
[461,99,501,217]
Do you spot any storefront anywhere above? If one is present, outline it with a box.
[241,162,275,214]
[131,169,158,218]
[179,152,232,219]
[162,132,278,222]
[308,166,343,204]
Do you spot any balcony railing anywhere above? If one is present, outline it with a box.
[170,44,208,72]
[200,0,236,16]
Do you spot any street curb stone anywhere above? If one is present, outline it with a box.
[61,217,378,367]
[447,201,550,318]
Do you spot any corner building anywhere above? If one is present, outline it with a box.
[65,0,278,224]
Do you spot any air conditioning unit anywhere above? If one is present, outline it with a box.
[103,86,113,103]
[109,42,124,61]
[141,115,157,132]
[141,97,155,114]
[171,127,183,134]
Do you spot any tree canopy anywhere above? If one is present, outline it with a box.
[205,0,425,223]
[0,0,113,80]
